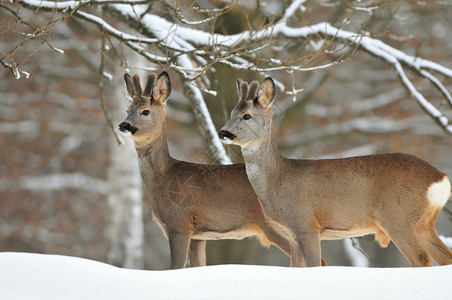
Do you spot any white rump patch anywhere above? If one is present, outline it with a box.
[427,176,451,207]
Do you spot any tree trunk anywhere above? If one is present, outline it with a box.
[106,70,144,269]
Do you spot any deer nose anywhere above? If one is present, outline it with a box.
[218,130,235,141]
[119,122,129,132]
[119,122,138,135]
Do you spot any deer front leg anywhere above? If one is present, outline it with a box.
[261,223,325,267]
[188,239,206,267]
[295,231,321,267]
[289,240,306,267]
[168,232,191,269]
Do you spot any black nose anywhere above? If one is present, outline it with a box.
[218,130,235,140]
[119,122,138,135]
[119,122,128,132]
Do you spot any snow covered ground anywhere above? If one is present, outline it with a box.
[0,252,451,300]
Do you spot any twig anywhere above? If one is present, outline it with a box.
[99,30,122,145]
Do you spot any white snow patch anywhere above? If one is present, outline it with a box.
[286,88,304,95]
[21,70,30,79]
[280,0,306,22]
[102,71,113,81]
[50,45,65,54]
[440,235,452,248]
[0,252,452,300]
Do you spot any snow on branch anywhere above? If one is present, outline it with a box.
[280,23,452,133]
[157,0,231,26]
[115,2,451,132]
[13,0,452,134]
[15,0,232,164]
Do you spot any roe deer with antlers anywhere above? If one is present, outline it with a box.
[118,71,321,269]
[219,77,452,267]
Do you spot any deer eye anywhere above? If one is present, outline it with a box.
[142,110,150,116]
[243,113,251,120]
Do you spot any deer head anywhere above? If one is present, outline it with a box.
[119,71,171,145]
[219,77,276,150]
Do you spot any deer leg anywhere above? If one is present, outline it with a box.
[260,222,326,267]
[393,236,432,267]
[295,231,321,267]
[168,232,191,269]
[258,221,304,267]
[416,224,452,265]
[289,241,326,266]
[188,239,207,267]
[379,224,432,267]
[290,240,306,267]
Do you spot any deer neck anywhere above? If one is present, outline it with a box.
[134,123,173,180]
[241,126,282,185]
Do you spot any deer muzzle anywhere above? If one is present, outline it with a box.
[119,122,138,135]
[218,130,235,144]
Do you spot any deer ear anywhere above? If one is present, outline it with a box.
[124,73,135,98]
[152,71,171,105]
[257,77,275,108]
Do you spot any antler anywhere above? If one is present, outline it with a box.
[143,73,157,97]
[132,74,142,97]
[124,73,158,98]
[124,73,135,98]
[237,78,260,102]
[247,81,259,101]
[236,78,249,101]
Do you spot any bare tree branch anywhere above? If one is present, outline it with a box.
[9,0,452,138]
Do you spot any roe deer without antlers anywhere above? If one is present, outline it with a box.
[219,77,452,267]
[118,71,322,269]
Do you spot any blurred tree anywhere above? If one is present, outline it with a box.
[1,0,451,268]
[105,52,144,269]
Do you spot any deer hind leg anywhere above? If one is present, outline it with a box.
[168,232,191,269]
[415,207,452,266]
[188,239,206,267]
[375,227,391,248]
[417,227,452,265]
[378,223,432,267]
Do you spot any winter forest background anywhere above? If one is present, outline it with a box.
[1,0,452,270]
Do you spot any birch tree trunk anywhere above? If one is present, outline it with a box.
[106,68,144,269]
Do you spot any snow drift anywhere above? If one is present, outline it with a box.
[0,252,451,299]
